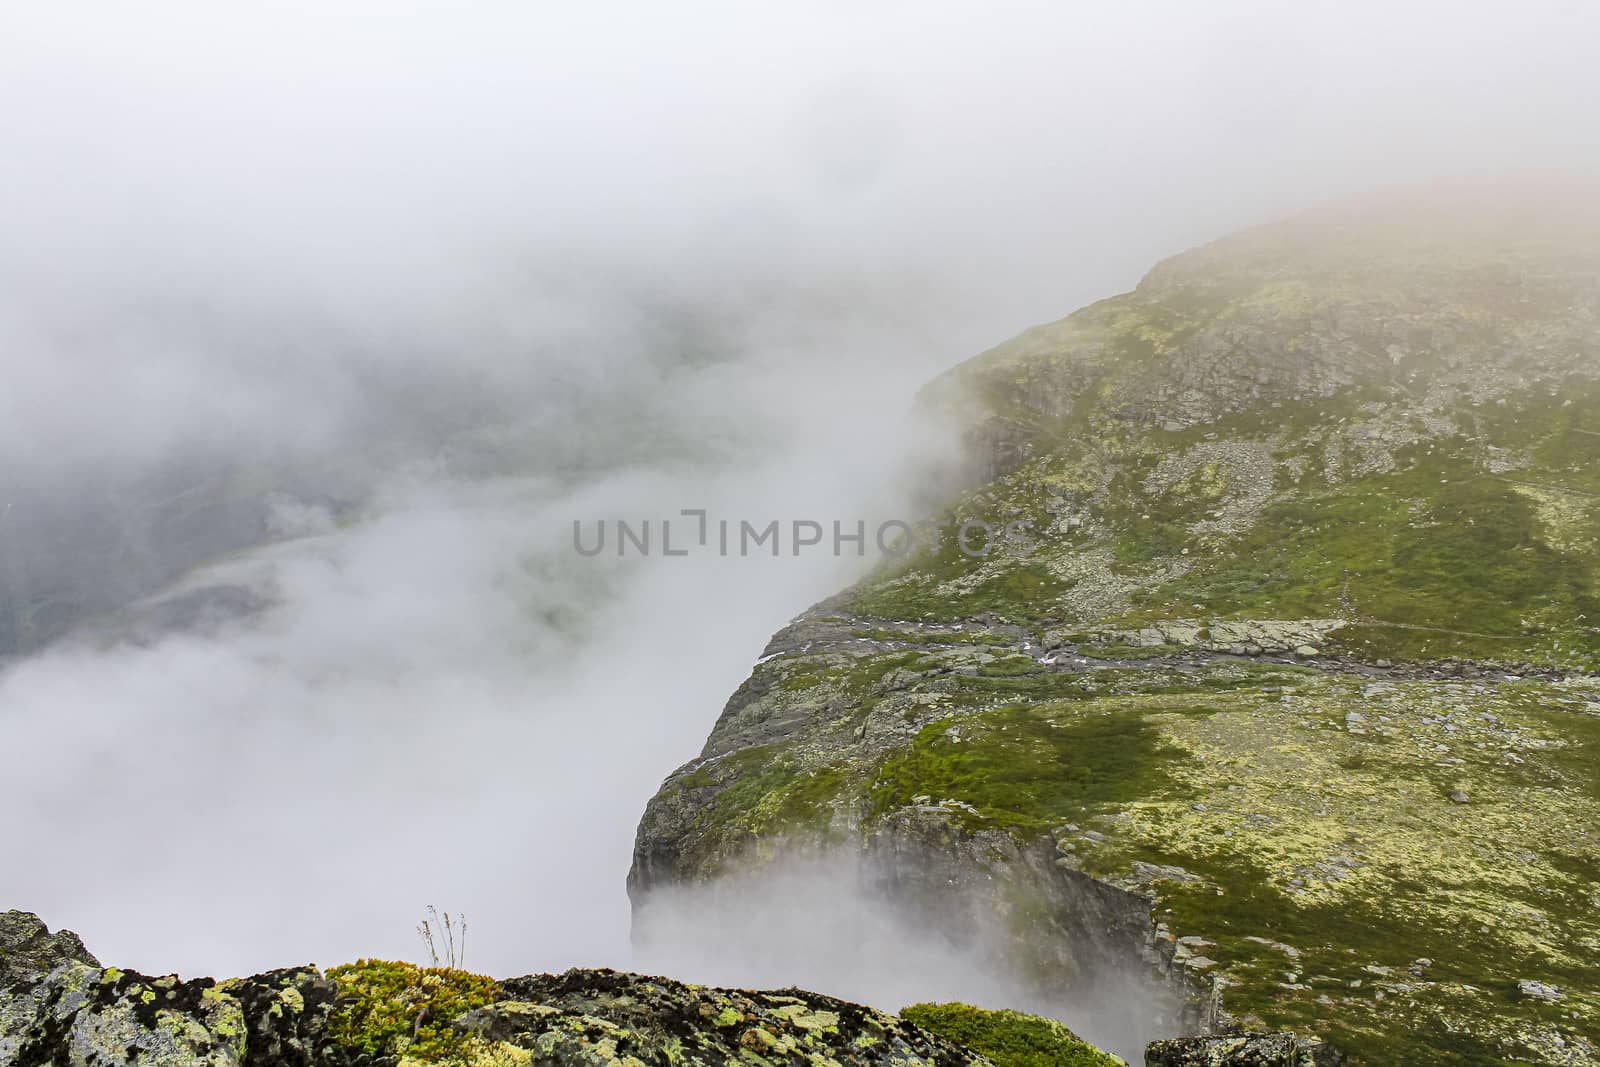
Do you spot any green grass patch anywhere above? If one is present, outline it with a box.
[1125,437,1600,663]
[695,744,852,840]
[900,1002,1121,1067]
[978,654,1044,677]
[851,627,1014,647]
[867,703,1194,832]
[1146,844,1598,1066]
[853,562,1070,624]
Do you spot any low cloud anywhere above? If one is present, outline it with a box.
[634,851,1183,1063]
[1,0,1597,1047]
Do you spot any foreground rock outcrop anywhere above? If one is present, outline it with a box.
[631,181,1600,1066]
[0,911,1060,1066]
[3,910,1348,1066]
[0,911,99,987]
[2,910,342,1067]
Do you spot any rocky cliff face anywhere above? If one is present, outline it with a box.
[630,182,1600,1066]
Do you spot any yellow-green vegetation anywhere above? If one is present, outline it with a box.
[683,743,850,835]
[651,646,1323,879]
[644,634,1600,1063]
[868,703,1194,832]
[327,960,500,1063]
[851,627,1014,646]
[1088,678,1593,1060]
[900,1002,1123,1067]
[1114,674,1600,1064]
[851,386,1600,670]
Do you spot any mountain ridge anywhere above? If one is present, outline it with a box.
[631,182,1600,1065]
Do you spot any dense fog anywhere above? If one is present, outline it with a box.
[2,0,1597,1051]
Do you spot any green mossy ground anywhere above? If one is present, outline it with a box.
[655,639,1600,1065]
[1128,439,1600,664]
[848,386,1600,670]
[673,741,857,866]
[867,703,1195,833]
[850,627,1014,646]
[900,1002,1124,1067]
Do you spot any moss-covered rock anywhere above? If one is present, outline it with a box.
[326,960,500,1064]
[900,1002,1123,1066]
[463,968,995,1066]
[0,931,1037,1067]
[0,952,338,1067]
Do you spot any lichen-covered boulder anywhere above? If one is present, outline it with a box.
[0,911,99,986]
[0,913,1363,1067]
[458,967,990,1066]
[0,953,337,1067]
[2,944,1042,1067]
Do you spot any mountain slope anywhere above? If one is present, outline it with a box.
[630,181,1600,1066]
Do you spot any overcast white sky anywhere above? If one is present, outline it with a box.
[0,0,1596,1040]
[3,0,1594,472]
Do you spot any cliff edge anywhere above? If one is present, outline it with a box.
[630,180,1600,1066]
